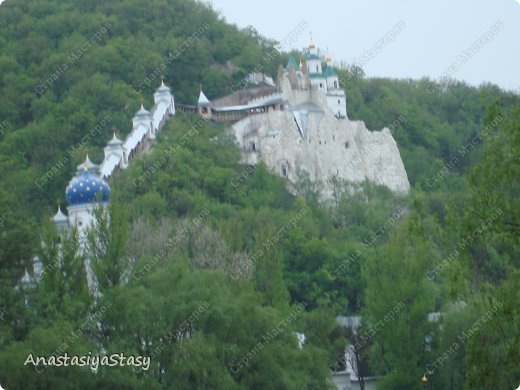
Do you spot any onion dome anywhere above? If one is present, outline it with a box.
[157,80,171,93]
[136,104,152,119]
[66,163,110,205]
[52,205,68,223]
[107,131,124,147]
[76,154,101,177]
[52,205,69,231]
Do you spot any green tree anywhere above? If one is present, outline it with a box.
[362,214,437,389]
[86,203,129,292]
[36,221,91,322]
[461,101,520,389]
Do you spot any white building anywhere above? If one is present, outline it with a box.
[101,80,175,178]
[21,81,175,292]
[231,40,410,198]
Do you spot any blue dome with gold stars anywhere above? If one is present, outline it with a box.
[66,169,110,206]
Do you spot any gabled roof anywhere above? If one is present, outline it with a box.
[100,153,123,179]
[151,100,171,130]
[124,123,148,154]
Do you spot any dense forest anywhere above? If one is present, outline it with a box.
[0,0,518,389]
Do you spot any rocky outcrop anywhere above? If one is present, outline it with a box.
[232,80,409,198]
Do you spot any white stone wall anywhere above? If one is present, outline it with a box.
[66,203,97,236]
[326,92,347,118]
[232,95,410,198]
[327,75,339,90]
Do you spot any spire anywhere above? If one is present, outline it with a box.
[325,47,332,63]
[84,153,89,171]
[107,129,123,147]
[299,58,303,69]
[325,53,332,63]
[21,267,33,286]
[198,90,210,105]
[52,204,68,225]
[308,32,318,57]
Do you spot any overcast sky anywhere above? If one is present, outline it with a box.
[208,0,520,92]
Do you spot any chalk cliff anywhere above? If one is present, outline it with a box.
[231,77,410,198]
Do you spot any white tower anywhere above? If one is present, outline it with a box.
[323,53,347,118]
[306,39,322,75]
[153,80,176,123]
[306,39,327,92]
[52,205,69,232]
[100,132,128,178]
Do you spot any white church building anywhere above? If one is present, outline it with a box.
[19,81,175,291]
[54,80,175,233]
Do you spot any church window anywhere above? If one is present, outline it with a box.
[334,81,338,88]
[345,142,349,149]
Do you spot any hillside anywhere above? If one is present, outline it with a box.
[0,0,519,389]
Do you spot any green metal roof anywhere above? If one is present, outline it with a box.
[286,55,299,70]
[307,53,320,60]
[324,67,337,77]
[309,73,325,79]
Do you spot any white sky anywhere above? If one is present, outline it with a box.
[208,0,520,92]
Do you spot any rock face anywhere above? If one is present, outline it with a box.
[231,78,410,198]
